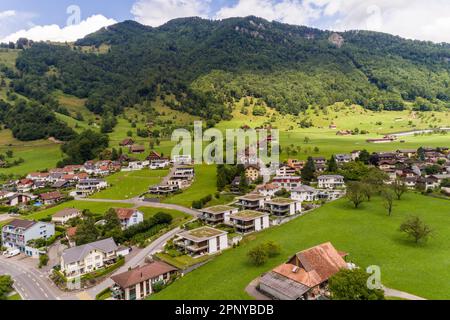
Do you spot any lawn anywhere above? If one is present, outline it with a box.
[7,293,22,300]
[162,165,218,207]
[138,206,191,225]
[91,169,168,200]
[24,200,134,221]
[152,193,450,300]
[155,252,211,270]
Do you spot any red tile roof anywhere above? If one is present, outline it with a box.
[111,261,177,289]
[40,191,64,201]
[115,208,137,220]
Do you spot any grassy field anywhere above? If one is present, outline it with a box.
[152,193,450,300]
[91,169,168,200]
[162,165,218,207]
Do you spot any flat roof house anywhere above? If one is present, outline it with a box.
[61,238,118,279]
[1,219,55,256]
[258,242,348,300]
[114,208,144,229]
[174,227,228,257]
[272,176,302,191]
[317,175,345,189]
[52,208,82,225]
[200,205,239,225]
[229,210,270,234]
[265,198,302,217]
[71,179,108,197]
[111,261,177,300]
[236,194,268,210]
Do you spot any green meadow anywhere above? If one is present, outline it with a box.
[153,193,450,300]
[91,169,169,200]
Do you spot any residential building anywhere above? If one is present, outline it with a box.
[229,210,270,234]
[173,166,195,179]
[417,176,440,191]
[60,238,119,279]
[317,175,345,189]
[149,184,179,195]
[265,198,302,216]
[245,164,261,182]
[71,179,108,197]
[276,165,296,176]
[4,193,33,207]
[291,185,319,202]
[287,159,304,171]
[257,183,282,197]
[396,149,417,158]
[122,161,149,172]
[200,205,239,225]
[26,172,50,183]
[313,157,326,166]
[236,194,268,210]
[52,208,82,225]
[174,227,228,257]
[258,242,348,300]
[272,176,301,191]
[39,191,64,205]
[350,150,361,161]
[111,262,177,300]
[173,155,192,165]
[149,159,170,170]
[147,151,163,161]
[17,179,34,193]
[114,208,144,229]
[335,154,352,164]
[2,219,55,256]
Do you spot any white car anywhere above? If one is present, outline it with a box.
[3,249,20,258]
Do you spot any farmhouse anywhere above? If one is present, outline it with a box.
[114,208,144,229]
[52,208,82,225]
[317,175,345,189]
[130,145,146,154]
[120,138,135,147]
[174,227,228,257]
[60,238,119,279]
[111,261,177,300]
[199,205,239,225]
[229,210,270,234]
[265,198,302,217]
[258,242,348,300]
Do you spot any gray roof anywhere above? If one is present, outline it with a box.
[292,185,317,193]
[259,272,310,300]
[62,238,118,265]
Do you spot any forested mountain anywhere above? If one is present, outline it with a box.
[5,16,450,138]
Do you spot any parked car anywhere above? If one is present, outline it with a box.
[3,249,20,258]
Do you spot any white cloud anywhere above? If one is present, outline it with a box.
[1,14,117,43]
[131,0,210,27]
[215,0,320,26]
[0,10,16,19]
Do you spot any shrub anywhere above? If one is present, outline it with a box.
[247,246,268,266]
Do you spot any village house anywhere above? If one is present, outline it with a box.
[16,179,34,193]
[39,191,64,205]
[276,164,296,176]
[111,261,178,300]
[4,193,33,207]
[149,158,170,170]
[114,208,144,229]
[403,176,418,189]
[336,130,352,136]
[287,159,304,171]
[431,173,450,185]
[174,227,228,257]
[257,183,282,197]
[199,205,239,225]
[317,175,345,189]
[60,238,119,279]
[147,151,163,161]
[129,145,146,154]
[350,150,361,161]
[258,242,349,300]
[71,179,108,197]
[245,164,261,182]
[367,136,396,144]
[396,149,417,159]
[228,210,270,234]
[417,176,440,191]
[230,176,242,194]
[265,198,302,217]
[52,208,82,225]
[173,155,192,165]
[236,194,268,210]
[313,157,326,166]
[26,172,50,183]
[291,185,319,202]
[2,219,55,257]
[335,154,352,164]
[122,160,149,172]
[66,227,77,247]
[120,138,135,147]
[272,176,302,191]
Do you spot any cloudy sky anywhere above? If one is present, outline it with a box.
[1,0,450,43]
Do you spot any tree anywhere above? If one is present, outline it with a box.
[327,155,338,173]
[357,150,371,164]
[60,130,109,165]
[329,269,385,300]
[5,150,13,158]
[361,183,374,202]
[346,182,366,208]
[74,217,99,246]
[103,209,123,240]
[392,178,408,200]
[417,147,426,161]
[0,275,14,300]
[39,254,49,268]
[381,189,395,216]
[301,157,316,182]
[239,172,249,194]
[247,246,268,266]
[361,168,388,193]
[399,216,433,244]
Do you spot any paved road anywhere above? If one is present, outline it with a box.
[0,213,14,223]
[384,287,426,300]
[0,256,58,300]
